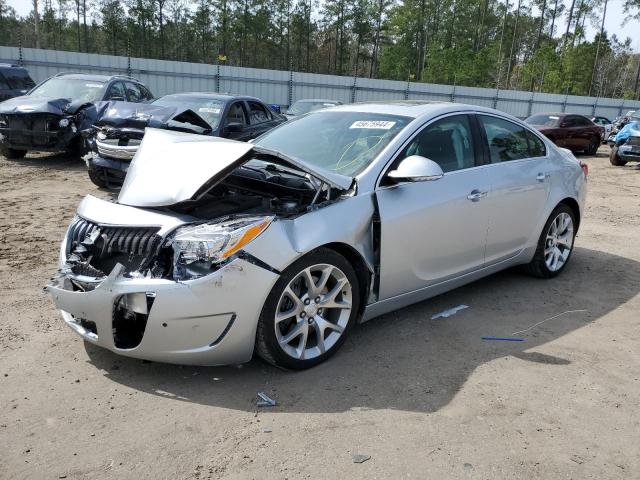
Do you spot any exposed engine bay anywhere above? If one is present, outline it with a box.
[59,154,347,289]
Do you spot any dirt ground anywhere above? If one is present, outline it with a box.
[0,146,639,480]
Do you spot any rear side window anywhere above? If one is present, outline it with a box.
[479,115,530,163]
[105,82,126,100]
[526,130,546,157]
[247,101,272,124]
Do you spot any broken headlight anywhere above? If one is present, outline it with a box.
[171,216,273,280]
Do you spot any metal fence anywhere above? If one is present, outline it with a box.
[2,45,640,120]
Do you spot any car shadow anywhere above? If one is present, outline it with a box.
[3,151,88,172]
[84,246,640,413]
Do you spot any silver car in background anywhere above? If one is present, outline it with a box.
[46,102,587,369]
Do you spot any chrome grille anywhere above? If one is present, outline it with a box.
[96,137,141,160]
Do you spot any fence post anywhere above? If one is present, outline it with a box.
[592,96,598,116]
[561,87,569,112]
[493,88,500,109]
[351,76,358,103]
[288,70,293,107]
[215,63,220,93]
[450,84,456,103]
[18,36,23,66]
[618,100,625,118]
[126,39,132,78]
[527,92,535,117]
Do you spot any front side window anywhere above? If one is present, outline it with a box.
[255,111,411,176]
[479,115,530,163]
[29,77,106,102]
[224,102,247,126]
[105,82,126,100]
[396,114,476,173]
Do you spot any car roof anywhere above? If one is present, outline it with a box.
[0,63,28,71]
[327,100,522,120]
[295,99,341,103]
[52,73,142,83]
[160,92,262,102]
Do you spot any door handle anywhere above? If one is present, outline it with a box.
[536,172,548,182]
[467,189,488,202]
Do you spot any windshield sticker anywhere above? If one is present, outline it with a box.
[549,116,560,120]
[350,120,396,130]
[198,107,221,114]
[85,83,103,88]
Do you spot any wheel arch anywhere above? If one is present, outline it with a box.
[558,197,581,230]
[315,242,372,318]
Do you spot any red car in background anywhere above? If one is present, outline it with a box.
[525,113,603,155]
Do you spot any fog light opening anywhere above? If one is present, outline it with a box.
[112,293,155,349]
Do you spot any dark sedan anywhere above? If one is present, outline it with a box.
[86,93,287,188]
[525,113,602,155]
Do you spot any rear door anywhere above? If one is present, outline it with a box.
[376,113,491,299]
[477,114,552,264]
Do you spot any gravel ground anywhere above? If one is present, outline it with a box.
[0,146,639,480]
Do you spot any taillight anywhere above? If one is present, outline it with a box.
[580,161,588,178]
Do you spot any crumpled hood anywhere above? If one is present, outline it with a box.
[118,128,353,208]
[94,101,212,131]
[0,95,91,116]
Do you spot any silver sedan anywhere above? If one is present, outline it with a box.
[47,102,587,369]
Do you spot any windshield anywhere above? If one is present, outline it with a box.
[525,114,561,127]
[29,78,106,102]
[287,101,339,116]
[153,95,224,128]
[255,111,411,176]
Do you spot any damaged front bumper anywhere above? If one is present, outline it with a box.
[46,258,279,365]
[0,123,80,152]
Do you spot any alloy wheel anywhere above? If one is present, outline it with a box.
[274,264,352,360]
[544,212,574,272]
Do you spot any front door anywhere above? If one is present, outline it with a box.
[376,114,491,300]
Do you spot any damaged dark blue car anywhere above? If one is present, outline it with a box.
[0,73,153,159]
[85,93,287,188]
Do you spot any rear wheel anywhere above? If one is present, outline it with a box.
[1,148,27,160]
[609,146,627,166]
[255,248,360,369]
[525,204,576,278]
[586,136,600,155]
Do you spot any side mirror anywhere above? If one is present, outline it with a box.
[387,155,444,182]
[224,122,243,133]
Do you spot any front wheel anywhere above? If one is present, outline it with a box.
[525,205,576,278]
[255,248,360,369]
[87,164,109,188]
[609,146,627,166]
[1,148,27,160]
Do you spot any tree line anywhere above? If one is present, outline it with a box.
[1,0,640,99]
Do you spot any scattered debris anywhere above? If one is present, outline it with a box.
[481,337,524,342]
[431,305,469,319]
[463,463,473,472]
[570,454,584,465]
[256,392,276,407]
[261,427,272,433]
[352,454,371,464]
[511,309,588,336]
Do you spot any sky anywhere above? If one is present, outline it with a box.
[6,0,640,52]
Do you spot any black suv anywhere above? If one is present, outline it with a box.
[0,72,153,159]
[0,64,36,102]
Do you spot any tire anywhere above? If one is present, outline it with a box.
[2,148,27,160]
[87,164,109,188]
[525,204,577,278]
[255,247,360,369]
[609,146,627,166]
[586,136,599,155]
